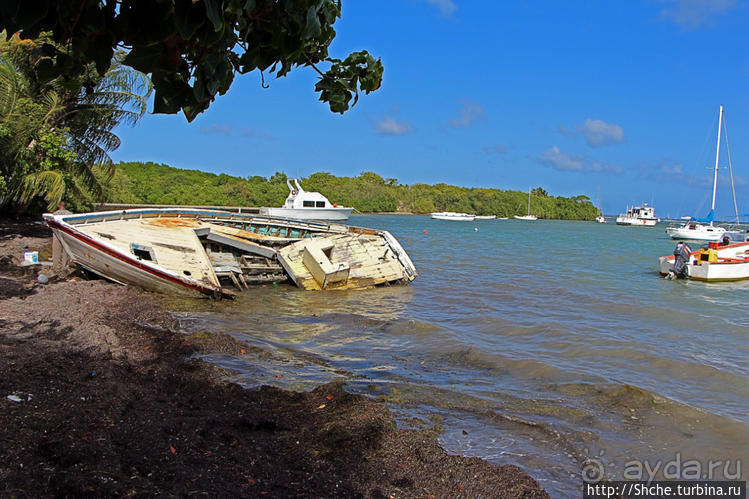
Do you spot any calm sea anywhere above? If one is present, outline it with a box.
[172,215,748,496]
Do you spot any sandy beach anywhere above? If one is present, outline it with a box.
[0,217,548,497]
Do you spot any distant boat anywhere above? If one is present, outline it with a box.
[259,178,353,221]
[513,187,538,221]
[615,203,658,226]
[595,185,606,223]
[665,106,735,242]
[474,215,497,220]
[430,212,475,221]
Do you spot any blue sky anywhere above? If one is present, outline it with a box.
[111,0,749,219]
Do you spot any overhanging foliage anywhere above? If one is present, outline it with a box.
[0,0,383,121]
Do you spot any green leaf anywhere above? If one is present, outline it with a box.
[304,5,321,39]
[204,0,225,32]
[122,45,165,74]
[174,0,203,39]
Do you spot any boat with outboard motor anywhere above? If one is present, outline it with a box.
[659,235,749,281]
[44,208,416,297]
[259,178,353,221]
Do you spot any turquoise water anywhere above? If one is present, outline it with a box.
[174,215,748,496]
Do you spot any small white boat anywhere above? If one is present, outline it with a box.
[513,187,538,221]
[474,215,497,220]
[616,203,659,226]
[259,178,353,221]
[44,208,416,297]
[659,239,749,281]
[595,215,606,223]
[666,106,736,242]
[430,212,475,221]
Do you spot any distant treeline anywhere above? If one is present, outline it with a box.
[105,162,599,220]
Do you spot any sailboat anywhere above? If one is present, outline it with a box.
[595,185,606,223]
[665,106,735,241]
[514,187,538,221]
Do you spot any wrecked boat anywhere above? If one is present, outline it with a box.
[43,209,417,298]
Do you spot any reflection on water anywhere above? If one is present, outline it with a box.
[171,215,749,497]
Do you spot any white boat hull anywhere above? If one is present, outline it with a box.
[430,212,475,221]
[47,220,225,298]
[513,215,538,221]
[659,242,749,281]
[616,217,657,226]
[259,207,353,221]
[665,224,726,241]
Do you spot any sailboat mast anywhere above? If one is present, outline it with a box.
[527,186,531,215]
[710,105,723,226]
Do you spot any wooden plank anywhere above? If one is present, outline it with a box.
[205,232,277,258]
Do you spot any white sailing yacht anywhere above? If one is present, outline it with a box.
[595,185,606,223]
[665,106,733,241]
[514,187,538,221]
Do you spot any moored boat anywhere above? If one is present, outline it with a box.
[616,203,658,226]
[513,187,538,221]
[474,215,497,220]
[44,208,416,297]
[259,178,353,221]
[659,238,749,281]
[430,212,475,221]
[665,106,738,242]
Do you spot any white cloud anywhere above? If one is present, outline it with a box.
[483,144,508,154]
[420,0,457,16]
[374,115,414,136]
[659,0,738,29]
[637,160,748,188]
[537,146,624,174]
[539,146,585,171]
[449,99,486,128]
[241,128,277,141]
[577,119,625,147]
[200,124,232,135]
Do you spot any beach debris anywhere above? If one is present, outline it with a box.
[6,393,32,403]
[37,273,49,284]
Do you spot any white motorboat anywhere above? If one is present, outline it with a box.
[259,178,353,221]
[474,215,497,220]
[44,209,416,297]
[596,215,606,223]
[616,203,658,226]
[430,212,475,221]
[513,187,538,221]
[665,106,737,242]
[659,238,749,281]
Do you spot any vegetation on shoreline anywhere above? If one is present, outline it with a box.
[106,161,598,220]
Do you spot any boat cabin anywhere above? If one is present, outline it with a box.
[282,179,338,210]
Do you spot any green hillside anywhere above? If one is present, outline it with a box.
[104,162,598,220]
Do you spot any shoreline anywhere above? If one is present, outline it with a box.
[0,218,548,497]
